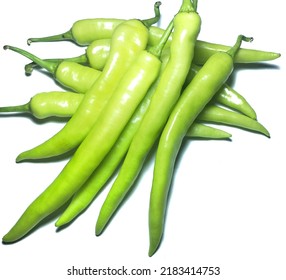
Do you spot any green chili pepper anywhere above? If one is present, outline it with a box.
[55,59,232,228]
[25,35,280,78]
[2,6,171,243]
[193,40,280,64]
[184,64,257,119]
[55,122,230,228]
[186,122,231,139]
[24,39,110,75]
[14,10,161,163]
[213,83,257,119]
[27,18,124,46]
[147,34,253,256]
[27,2,161,46]
[27,11,280,65]
[95,0,201,236]
[0,91,84,119]
[54,53,170,227]
[4,45,101,94]
[197,104,269,136]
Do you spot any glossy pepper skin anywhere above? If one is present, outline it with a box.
[4,45,102,94]
[0,91,84,119]
[95,0,201,236]
[148,35,252,256]
[27,16,280,64]
[2,10,168,243]
[55,51,232,227]
[55,58,167,227]
[26,0,162,46]
[24,39,111,75]
[184,64,257,119]
[196,104,269,136]
[15,19,150,162]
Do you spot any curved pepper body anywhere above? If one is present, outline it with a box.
[56,61,101,93]
[2,25,161,243]
[214,84,257,119]
[197,104,269,136]
[71,18,124,45]
[193,40,280,64]
[56,52,164,227]
[86,39,111,71]
[185,64,257,119]
[16,19,149,162]
[95,10,202,236]
[148,46,244,256]
[30,91,84,119]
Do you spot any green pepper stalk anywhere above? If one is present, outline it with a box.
[148,35,253,256]
[95,0,201,236]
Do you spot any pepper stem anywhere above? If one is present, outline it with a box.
[27,29,73,45]
[227,35,253,58]
[24,54,88,75]
[148,0,198,57]
[0,103,30,114]
[147,19,174,58]
[142,1,162,28]
[3,45,58,75]
[179,0,196,13]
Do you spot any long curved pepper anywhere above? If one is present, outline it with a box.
[27,1,161,46]
[2,7,170,243]
[148,34,253,256]
[14,11,162,163]
[3,45,101,93]
[95,0,201,236]
[56,119,230,227]
[55,58,169,227]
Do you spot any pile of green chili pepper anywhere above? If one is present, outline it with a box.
[1,0,280,256]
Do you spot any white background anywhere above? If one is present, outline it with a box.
[0,0,285,279]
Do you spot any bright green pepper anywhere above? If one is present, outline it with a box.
[0,91,84,119]
[27,15,280,65]
[95,0,201,236]
[148,35,253,256]
[4,45,101,93]
[185,64,257,119]
[55,56,234,228]
[197,105,269,136]
[27,1,161,46]
[2,8,169,243]
[15,14,158,163]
